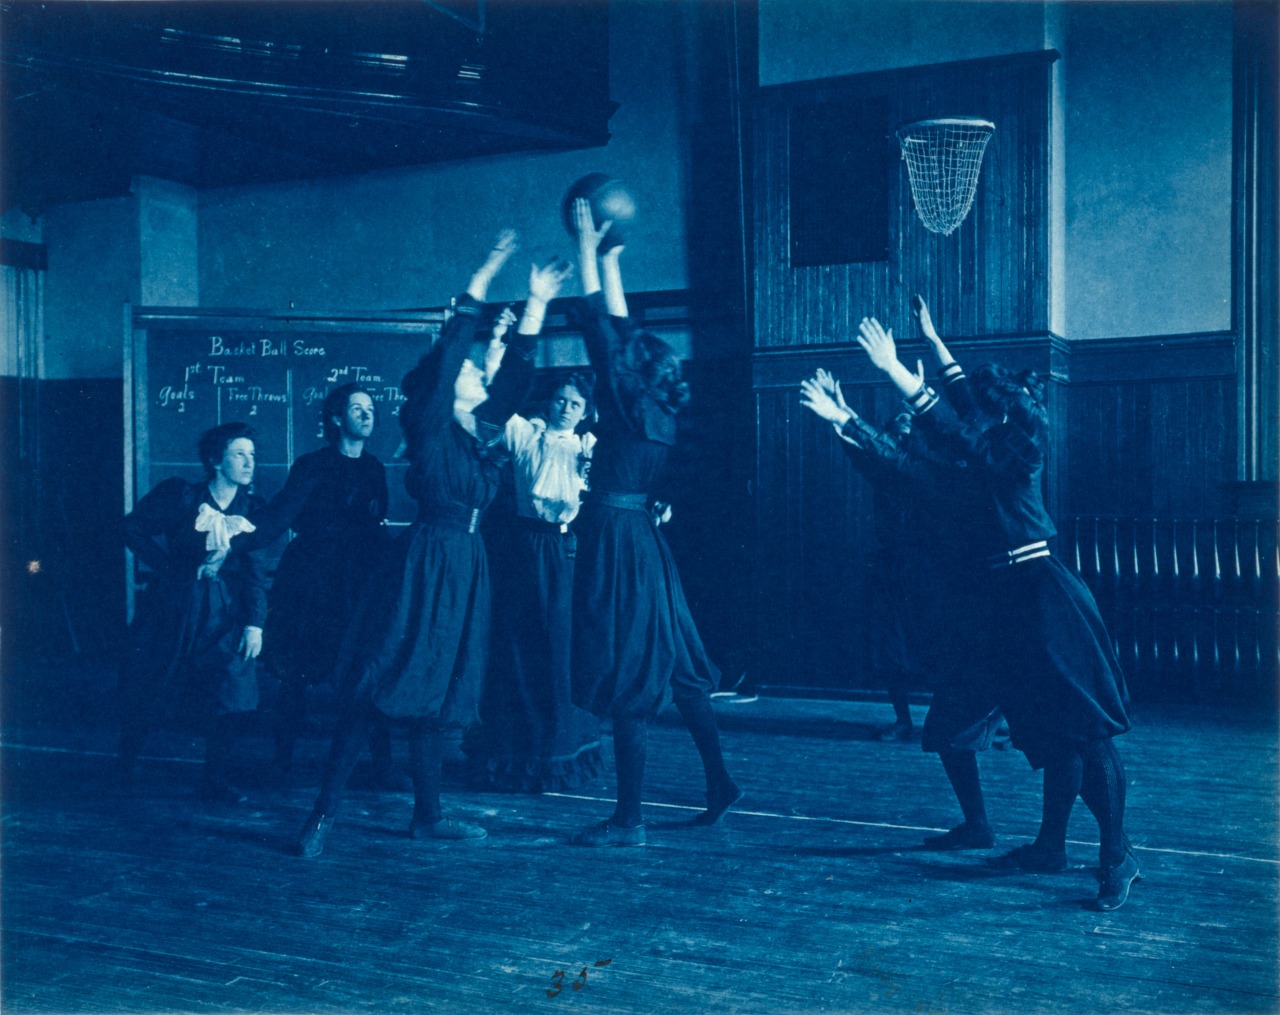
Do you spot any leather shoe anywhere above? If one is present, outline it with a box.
[922,821,995,851]
[1096,848,1142,911]
[410,817,487,840]
[295,811,335,858]
[692,781,743,826]
[571,820,646,847]
[987,842,1068,872]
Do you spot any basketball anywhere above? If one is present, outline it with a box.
[561,173,637,250]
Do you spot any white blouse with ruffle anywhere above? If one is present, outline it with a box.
[503,416,596,524]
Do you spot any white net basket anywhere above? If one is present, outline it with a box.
[896,118,995,236]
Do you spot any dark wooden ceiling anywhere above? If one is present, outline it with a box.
[0,0,616,215]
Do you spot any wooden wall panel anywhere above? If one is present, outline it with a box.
[754,51,1055,352]
[748,331,1259,699]
[1065,334,1238,518]
[752,337,1063,694]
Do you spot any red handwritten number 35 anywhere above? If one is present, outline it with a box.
[546,959,612,997]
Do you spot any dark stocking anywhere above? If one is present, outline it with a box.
[1078,737,1128,866]
[314,705,377,815]
[939,750,989,829]
[888,679,912,725]
[408,724,445,826]
[610,713,647,828]
[1035,746,1083,853]
[674,690,732,796]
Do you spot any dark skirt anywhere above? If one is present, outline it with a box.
[976,555,1131,769]
[465,524,604,792]
[868,546,941,684]
[121,575,259,724]
[571,501,719,719]
[339,521,490,727]
[263,536,377,687]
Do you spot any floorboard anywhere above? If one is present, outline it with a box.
[2,664,1277,1013]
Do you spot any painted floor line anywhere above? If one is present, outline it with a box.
[5,741,1277,867]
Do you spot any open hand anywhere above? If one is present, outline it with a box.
[491,305,517,342]
[528,258,574,303]
[856,317,900,372]
[573,197,612,255]
[813,368,853,415]
[800,374,852,425]
[912,295,940,344]
[239,626,263,660]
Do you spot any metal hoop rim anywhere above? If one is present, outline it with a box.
[896,117,996,137]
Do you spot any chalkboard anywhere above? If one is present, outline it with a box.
[127,306,445,532]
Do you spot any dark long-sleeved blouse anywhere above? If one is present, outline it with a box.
[124,477,268,628]
[571,292,674,495]
[398,294,537,516]
[906,369,1056,555]
[250,444,387,550]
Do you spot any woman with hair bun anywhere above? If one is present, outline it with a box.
[294,232,573,857]
[117,421,266,804]
[856,300,1137,911]
[567,198,740,847]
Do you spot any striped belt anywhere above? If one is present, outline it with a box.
[591,491,648,511]
[985,540,1050,568]
[418,504,482,534]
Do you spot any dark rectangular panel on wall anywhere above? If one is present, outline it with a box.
[789,98,891,267]
[754,50,1056,350]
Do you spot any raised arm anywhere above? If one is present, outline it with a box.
[242,455,323,548]
[467,229,519,303]
[474,259,574,441]
[912,295,979,417]
[600,245,627,319]
[401,232,518,444]
[801,369,925,486]
[856,317,928,401]
[573,197,612,299]
[913,296,957,371]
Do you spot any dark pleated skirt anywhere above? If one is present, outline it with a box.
[121,575,259,724]
[339,522,490,727]
[975,555,1131,768]
[466,525,604,792]
[571,502,719,719]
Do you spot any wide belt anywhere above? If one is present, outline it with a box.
[418,503,482,534]
[985,540,1050,568]
[591,491,648,511]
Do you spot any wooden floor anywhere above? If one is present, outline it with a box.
[2,663,1278,1014]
